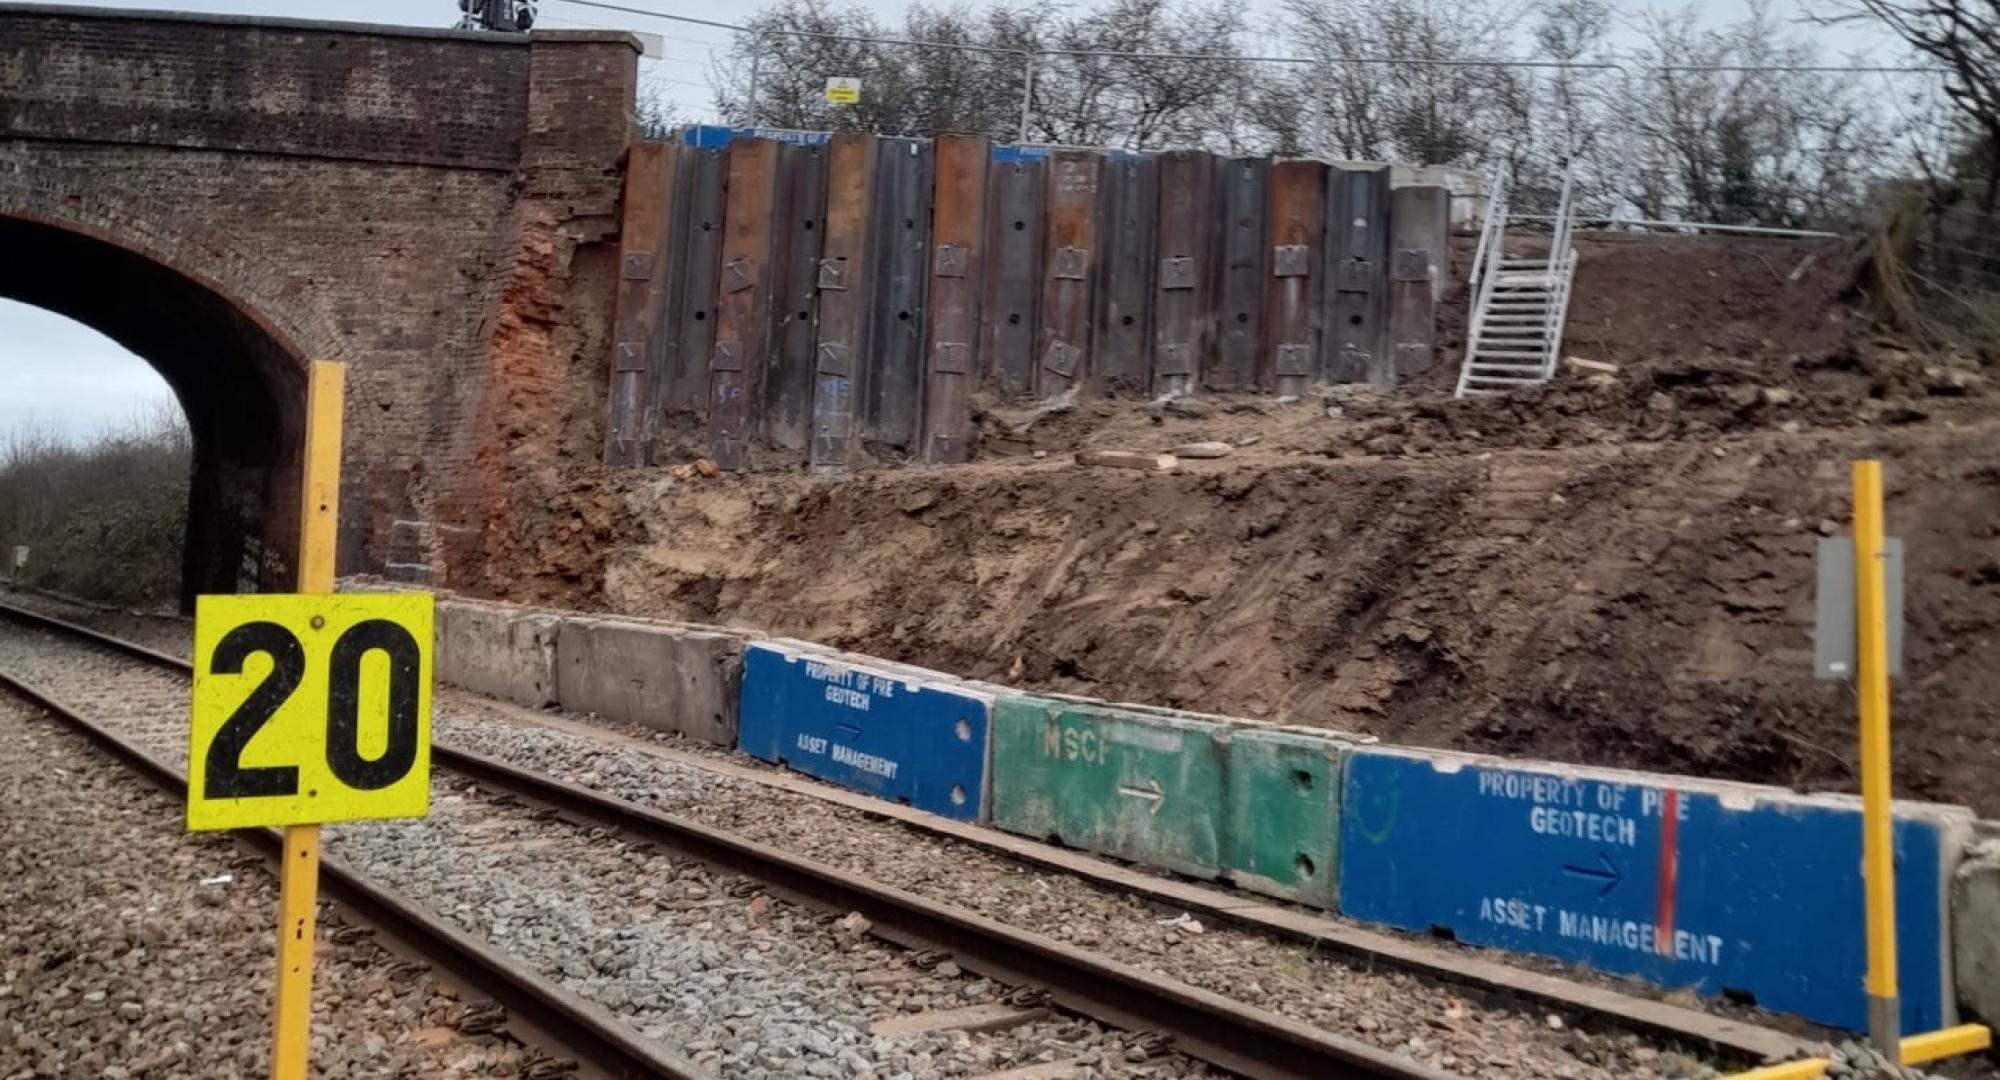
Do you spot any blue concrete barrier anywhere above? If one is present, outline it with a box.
[737,642,993,822]
[1338,746,1973,1032]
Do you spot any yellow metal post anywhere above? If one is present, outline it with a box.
[1717,1059,1832,1080]
[1853,459,1899,1059]
[270,360,344,1080]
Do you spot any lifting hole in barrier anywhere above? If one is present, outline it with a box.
[1350,314,1363,325]
[905,219,916,230]
[797,311,810,321]
[1291,769,1313,793]
[1428,925,1458,943]
[1008,313,1022,324]
[954,718,972,742]
[1236,312,1250,323]
[1013,220,1026,231]
[701,222,714,231]
[804,220,815,230]
[694,310,707,321]
[1121,315,1134,326]
[1295,853,1316,879]
[898,311,911,322]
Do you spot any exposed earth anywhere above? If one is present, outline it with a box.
[477,231,2000,818]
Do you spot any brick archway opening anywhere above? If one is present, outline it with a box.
[0,213,309,607]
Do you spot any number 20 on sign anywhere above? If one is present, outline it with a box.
[188,594,434,831]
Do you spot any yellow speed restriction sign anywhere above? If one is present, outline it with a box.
[189,593,434,831]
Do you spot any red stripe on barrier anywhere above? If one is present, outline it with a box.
[1657,788,1680,954]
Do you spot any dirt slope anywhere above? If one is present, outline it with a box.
[483,232,2000,816]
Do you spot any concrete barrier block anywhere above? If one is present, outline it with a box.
[1954,838,2000,1024]
[990,696,1229,878]
[555,617,743,746]
[1224,728,1342,910]
[1338,745,1973,1033]
[434,599,561,708]
[737,641,993,821]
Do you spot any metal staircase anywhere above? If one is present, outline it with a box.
[1455,161,1578,397]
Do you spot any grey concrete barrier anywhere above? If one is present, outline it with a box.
[435,599,562,708]
[1954,834,2000,1025]
[555,617,746,746]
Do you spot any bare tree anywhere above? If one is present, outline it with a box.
[712,0,1249,148]
[1284,0,1527,166]
[1028,0,1250,149]
[1817,0,2000,209]
[1613,2,1886,226]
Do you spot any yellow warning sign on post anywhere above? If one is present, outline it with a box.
[824,76,861,104]
[188,592,434,831]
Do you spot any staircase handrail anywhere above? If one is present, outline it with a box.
[1468,161,1508,291]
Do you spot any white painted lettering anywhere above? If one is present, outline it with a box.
[1528,805,1638,847]
[1552,910,1725,967]
[824,685,872,710]
[830,743,899,779]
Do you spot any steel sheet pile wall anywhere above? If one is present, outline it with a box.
[610,132,1454,469]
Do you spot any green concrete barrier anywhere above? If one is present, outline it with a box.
[990,696,1229,878]
[1224,727,1342,909]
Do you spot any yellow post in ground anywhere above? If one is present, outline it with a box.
[1719,1059,1832,1080]
[270,360,345,1080]
[1852,460,1900,1060]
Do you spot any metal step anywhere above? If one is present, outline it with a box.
[1457,187,1577,399]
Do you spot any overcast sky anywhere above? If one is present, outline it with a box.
[5,0,1898,441]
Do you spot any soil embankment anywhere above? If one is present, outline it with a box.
[486,232,2000,815]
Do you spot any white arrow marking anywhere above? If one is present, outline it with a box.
[1117,778,1165,815]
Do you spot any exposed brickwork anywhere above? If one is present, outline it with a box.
[0,8,637,599]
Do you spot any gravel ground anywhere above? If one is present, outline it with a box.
[0,587,188,658]
[0,694,535,1079]
[0,620,1214,1080]
[432,702,1721,1080]
[1,598,1982,1080]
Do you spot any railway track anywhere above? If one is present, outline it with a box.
[0,599,1462,1080]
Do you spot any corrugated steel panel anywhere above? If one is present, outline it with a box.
[1265,159,1327,397]
[1095,154,1157,395]
[1325,165,1391,386]
[983,157,1045,399]
[1213,156,1267,392]
[923,135,989,464]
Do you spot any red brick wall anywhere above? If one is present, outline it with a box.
[0,9,636,598]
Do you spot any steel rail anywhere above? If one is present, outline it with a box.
[0,598,1453,1080]
[0,666,704,1080]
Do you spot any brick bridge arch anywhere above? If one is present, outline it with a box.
[0,5,639,601]
[0,208,313,600]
